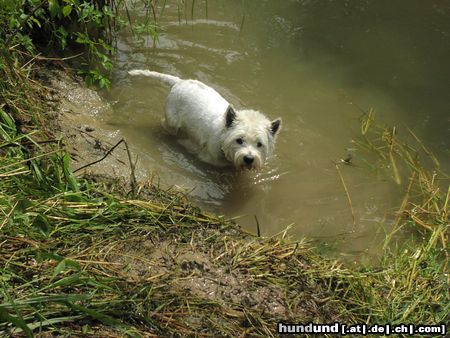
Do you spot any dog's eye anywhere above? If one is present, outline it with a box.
[236,138,244,145]
[257,142,263,148]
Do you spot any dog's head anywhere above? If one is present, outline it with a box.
[221,106,281,171]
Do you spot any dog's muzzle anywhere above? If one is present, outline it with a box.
[243,155,254,165]
[230,151,262,171]
[240,154,260,171]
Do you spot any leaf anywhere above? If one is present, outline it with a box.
[30,160,44,183]
[33,214,50,236]
[15,198,33,214]
[56,26,68,49]
[62,5,72,17]
[0,294,89,308]
[74,32,89,44]
[53,260,66,278]
[37,251,64,263]
[28,16,41,29]
[98,77,111,89]
[22,315,84,332]
[50,274,81,288]
[0,108,16,131]
[52,258,80,278]
[62,153,79,192]
[48,0,61,18]
[0,307,33,338]
[65,303,121,327]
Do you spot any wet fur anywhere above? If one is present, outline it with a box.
[128,69,281,170]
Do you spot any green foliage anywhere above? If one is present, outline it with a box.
[134,21,160,42]
[0,0,161,89]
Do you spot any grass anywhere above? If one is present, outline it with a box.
[0,142,350,335]
[355,112,448,250]
[351,113,449,328]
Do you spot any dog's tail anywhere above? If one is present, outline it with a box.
[128,69,181,86]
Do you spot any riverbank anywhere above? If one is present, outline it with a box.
[1,53,448,337]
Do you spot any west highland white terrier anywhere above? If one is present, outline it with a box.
[128,69,281,171]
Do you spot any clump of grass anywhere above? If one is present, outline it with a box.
[342,110,449,325]
[355,111,448,250]
[0,147,349,335]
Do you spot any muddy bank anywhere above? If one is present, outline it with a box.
[38,65,154,185]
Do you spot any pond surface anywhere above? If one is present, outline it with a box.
[102,0,450,261]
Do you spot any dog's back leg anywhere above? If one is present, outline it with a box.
[161,117,178,136]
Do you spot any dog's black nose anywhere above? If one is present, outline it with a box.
[243,155,254,165]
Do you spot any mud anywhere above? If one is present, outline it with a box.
[40,66,152,184]
[105,233,342,328]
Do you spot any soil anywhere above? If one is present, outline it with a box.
[38,64,151,183]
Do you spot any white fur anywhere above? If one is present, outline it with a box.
[128,69,281,170]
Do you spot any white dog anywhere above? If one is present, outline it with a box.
[128,69,281,170]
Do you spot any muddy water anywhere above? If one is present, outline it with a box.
[102,1,450,260]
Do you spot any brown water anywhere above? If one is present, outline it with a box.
[102,0,450,260]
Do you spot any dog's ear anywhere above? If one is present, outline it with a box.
[270,118,281,135]
[225,106,236,128]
